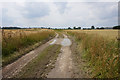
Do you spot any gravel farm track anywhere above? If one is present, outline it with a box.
[2,32,90,79]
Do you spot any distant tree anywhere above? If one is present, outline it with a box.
[96,27,99,29]
[113,26,120,29]
[78,27,81,29]
[68,27,71,29]
[48,27,51,29]
[73,26,76,29]
[83,28,87,30]
[41,27,44,29]
[91,26,95,29]
[100,27,104,29]
[2,27,21,29]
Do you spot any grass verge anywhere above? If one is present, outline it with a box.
[69,36,92,78]
[15,44,61,78]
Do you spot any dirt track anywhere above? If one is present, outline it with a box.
[47,34,73,78]
[2,33,74,78]
[2,34,59,78]
[2,32,92,78]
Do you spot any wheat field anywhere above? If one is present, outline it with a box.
[66,29,119,78]
[2,29,55,66]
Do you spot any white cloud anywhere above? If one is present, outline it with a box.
[1,2,118,28]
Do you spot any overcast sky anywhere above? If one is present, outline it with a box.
[1,0,118,28]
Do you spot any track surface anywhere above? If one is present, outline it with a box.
[2,33,74,78]
[47,34,73,78]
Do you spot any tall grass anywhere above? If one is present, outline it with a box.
[68,31,119,78]
[2,30,55,57]
[2,30,55,66]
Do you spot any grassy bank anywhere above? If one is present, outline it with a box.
[67,31,119,78]
[2,29,55,66]
[15,44,61,78]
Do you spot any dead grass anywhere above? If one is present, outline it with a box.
[2,29,55,66]
[67,30,119,78]
[66,29,118,40]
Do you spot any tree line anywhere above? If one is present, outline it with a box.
[1,25,120,29]
[68,25,120,30]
